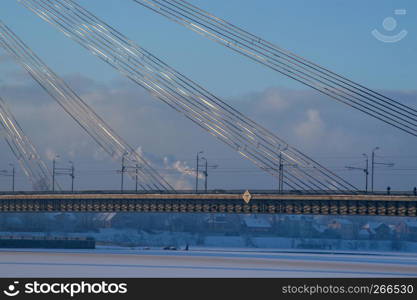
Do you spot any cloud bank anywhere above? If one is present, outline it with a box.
[1,72,416,191]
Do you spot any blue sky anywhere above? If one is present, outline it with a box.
[0,0,416,192]
[1,0,416,95]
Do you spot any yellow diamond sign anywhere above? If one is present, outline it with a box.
[242,190,252,203]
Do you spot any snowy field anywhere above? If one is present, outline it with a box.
[0,248,417,277]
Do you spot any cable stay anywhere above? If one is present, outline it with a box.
[0,96,53,190]
[0,21,173,192]
[20,0,359,193]
[133,0,417,138]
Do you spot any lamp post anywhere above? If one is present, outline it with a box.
[52,155,60,192]
[9,163,15,192]
[346,154,369,193]
[278,153,283,193]
[121,153,127,193]
[371,147,394,192]
[69,161,75,193]
[0,164,15,192]
[53,157,74,192]
[200,157,218,193]
[363,154,369,193]
[371,147,379,192]
[195,151,203,192]
[135,164,138,193]
[201,157,208,193]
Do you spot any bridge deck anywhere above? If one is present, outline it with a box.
[0,192,416,216]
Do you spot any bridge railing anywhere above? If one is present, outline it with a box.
[0,189,415,196]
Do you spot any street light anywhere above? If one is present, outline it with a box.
[371,147,394,192]
[120,152,128,193]
[69,161,75,192]
[370,146,380,192]
[275,155,298,194]
[345,154,369,193]
[195,151,203,192]
[0,164,15,192]
[52,154,60,192]
[135,164,139,193]
[200,157,218,193]
[53,157,75,192]
[201,157,207,193]
[278,153,283,193]
[363,154,369,193]
[9,163,15,192]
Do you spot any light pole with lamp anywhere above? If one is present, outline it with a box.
[53,157,75,192]
[120,153,127,193]
[0,164,15,192]
[363,154,369,193]
[9,163,15,192]
[69,161,75,192]
[345,154,369,192]
[195,151,203,192]
[52,155,60,192]
[371,147,395,192]
[371,147,379,192]
[200,157,218,193]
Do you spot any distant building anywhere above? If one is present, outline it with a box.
[362,222,392,240]
[241,215,272,233]
[204,214,240,233]
[358,229,371,240]
[326,218,356,239]
[393,222,408,239]
[405,221,417,241]
[93,213,116,228]
[311,224,327,238]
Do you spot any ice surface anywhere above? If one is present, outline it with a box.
[0,248,416,278]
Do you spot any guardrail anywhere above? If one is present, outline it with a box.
[0,192,416,216]
[0,189,415,196]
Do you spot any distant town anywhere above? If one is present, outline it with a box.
[1,213,417,252]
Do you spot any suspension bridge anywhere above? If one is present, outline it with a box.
[1,0,416,216]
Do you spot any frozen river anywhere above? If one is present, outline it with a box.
[0,248,417,277]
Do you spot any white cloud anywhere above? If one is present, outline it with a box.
[45,148,58,161]
[257,87,290,112]
[1,73,417,190]
[294,109,325,141]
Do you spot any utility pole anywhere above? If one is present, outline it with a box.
[200,157,217,193]
[10,163,15,192]
[52,155,59,192]
[195,151,203,192]
[278,153,283,193]
[69,161,75,193]
[135,164,139,193]
[371,147,394,192]
[371,147,379,192]
[0,164,15,192]
[346,154,369,193]
[201,157,208,193]
[121,154,126,193]
[363,154,369,193]
[53,157,74,192]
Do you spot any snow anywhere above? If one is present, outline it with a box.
[2,229,417,253]
[312,224,327,233]
[405,221,417,228]
[251,237,293,248]
[204,236,245,247]
[0,248,416,277]
[358,229,370,238]
[242,216,271,228]
[331,218,353,225]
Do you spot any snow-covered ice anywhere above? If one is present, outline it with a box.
[0,247,416,278]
